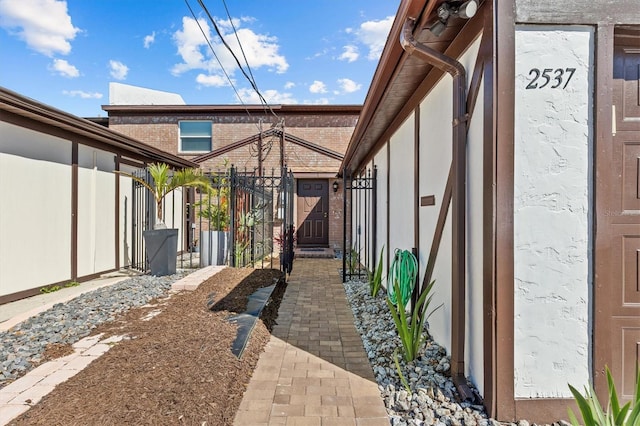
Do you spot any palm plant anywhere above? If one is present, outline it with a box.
[568,366,640,426]
[387,278,439,362]
[117,162,210,229]
[369,245,385,297]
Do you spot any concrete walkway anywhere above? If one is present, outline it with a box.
[233,258,389,426]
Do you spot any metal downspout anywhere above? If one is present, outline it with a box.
[400,17,473,401]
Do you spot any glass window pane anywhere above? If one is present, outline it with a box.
[181,137,211,151]
[179,121,211,136]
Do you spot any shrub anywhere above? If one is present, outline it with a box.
[568,365,640,426]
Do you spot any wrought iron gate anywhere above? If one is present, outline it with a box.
[194,166,295,274]
[342,167,377,282]
[131,168,152,272]
[129,165,295,274]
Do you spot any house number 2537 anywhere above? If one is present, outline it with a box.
[525,67,576,89]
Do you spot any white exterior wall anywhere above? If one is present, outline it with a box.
[461,37,484,395]
[418,74,454,358]
[119,172,134,268]
[514,26,593,397]
[388,115,415,257]
[162,187,185,250]
[77,146,116,276]
[0,122,72,295]
[415,34,484,394]
[374,145,389,284]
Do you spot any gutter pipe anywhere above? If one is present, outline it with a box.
[400,17,473,401]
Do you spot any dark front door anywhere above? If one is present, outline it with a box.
[595,31,640,402]
[296,180,329,246]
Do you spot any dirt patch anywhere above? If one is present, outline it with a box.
[11,267,286,426]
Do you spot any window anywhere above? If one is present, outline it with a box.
[179,121,212,152]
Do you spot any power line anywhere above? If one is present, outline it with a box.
[197,0,279,119]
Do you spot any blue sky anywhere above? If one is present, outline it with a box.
[0,0,398,117]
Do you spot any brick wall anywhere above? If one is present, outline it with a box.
[107,107,359,254]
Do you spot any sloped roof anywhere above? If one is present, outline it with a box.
[340,0,473,175]
[192,127,344,163]
[0,86,196,169]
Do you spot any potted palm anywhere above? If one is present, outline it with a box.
[197,175,230,266]
[117,162,211,276]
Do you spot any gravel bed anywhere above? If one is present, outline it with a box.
[343,278,492,426]
[0,271,188,388]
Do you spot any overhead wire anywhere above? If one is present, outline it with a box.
[183,0,286,169]
[183,0,262,133]
[197,0,279,120]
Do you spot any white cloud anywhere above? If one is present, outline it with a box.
[62,90,103,99]
[50,58,78,77]
[109,60,129,80]
[172,15,288,85]
[196,73,229,87]
[143,31,155,48]
[355,15,394,60]
[337,78,361,94]
[339,45,359,62]
[0,0,79,56]
[309,80,327,94]
[284,81,295,89]
[237,87,296,104]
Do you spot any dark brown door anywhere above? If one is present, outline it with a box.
[595,32,640,402]
[296,180,329,246]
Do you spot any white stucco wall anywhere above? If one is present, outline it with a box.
[418,73,454,359]
[77,146,116,277]
[162,187,185,251]
[460,36,484,396]
[0,122,72,295]
[388,114,415,258]
[374,145,389,284]
[118,171,134,268]
[514,26,593,397]
[416,33,484,394]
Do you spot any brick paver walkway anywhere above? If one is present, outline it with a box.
[233,258,389,426]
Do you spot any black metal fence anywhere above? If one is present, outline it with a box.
[131,168,152,272]
[128,165,295,275]
[342,167,377,282]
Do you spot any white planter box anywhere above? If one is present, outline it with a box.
[200,231,228,266]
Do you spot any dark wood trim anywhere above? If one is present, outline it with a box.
[421,166,453,292]
[593,22,615,402]
[466,29,488,129]
[494,0,517,421]
[414,107,420,253]
[0,109,192,170]
[0,87,195,169]
[351,8,485,173]
[420,195,436,206]
[0,270,118,306]
[0,285,57,305]
[194,128,344,164]
[386,141,391,271]
[481,0,497,418]
[515,1,640,25]
[341,0,432,175]
[71,141,78,281]
[115,155,121,270]
[119,157,146,169]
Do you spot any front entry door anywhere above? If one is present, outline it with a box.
[296,180,329,246]
[595,31,640,402]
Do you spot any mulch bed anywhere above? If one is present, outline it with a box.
[11,267,286,426]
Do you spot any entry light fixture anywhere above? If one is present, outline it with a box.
[332,181,339,193]
[429,0,478,37]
